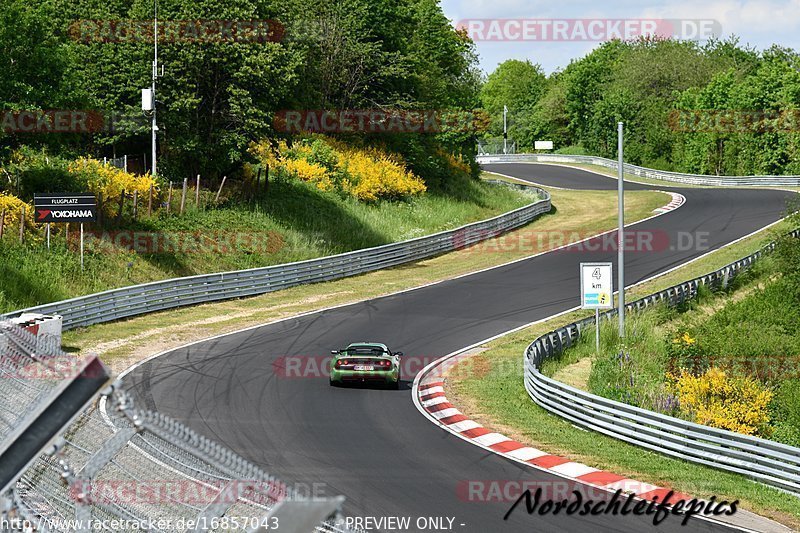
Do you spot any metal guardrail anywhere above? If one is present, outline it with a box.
[0,322,348,532]
[1,184,550,330]
[478,153,800,187]
[523,229,800,495]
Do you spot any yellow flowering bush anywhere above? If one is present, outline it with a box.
[67,158,158,218]
[437,148,472,176]
[0,192,34,235]
[283,158,333,191]
[337,148,426,201]
[250,137,426,201]
[668,367,773,436]
[666,331,708,375]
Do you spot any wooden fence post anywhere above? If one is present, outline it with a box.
[19,206,25,243]
[167,182,173,213]
[215,176,227,203]
[180,178,188,214]
[254,168,262,203]
[195,174,201,207]
[148,184,154,216]
[116,191,125,225]
[0,208,5,240]
[133,190,138,220]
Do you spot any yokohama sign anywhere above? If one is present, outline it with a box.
[34,193,97,223]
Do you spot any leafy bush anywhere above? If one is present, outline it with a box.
[665,331,709,375]
[769,380,800,446]
[282,158,332,191]
[554,145,591,155]
[668,367,773,437]
[67,159,158,218]
[337,146,426,201]
[1,147,75,199]
[0,192,35,236]
[696,280,800,364]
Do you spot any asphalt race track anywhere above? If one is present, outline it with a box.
[127,164,796,532]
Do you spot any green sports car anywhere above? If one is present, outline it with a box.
[329,342,403,389]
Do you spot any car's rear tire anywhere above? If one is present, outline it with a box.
[392,370,401,390]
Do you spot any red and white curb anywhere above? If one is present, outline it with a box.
[413,351,690,505]
[411,348,787,532]
[654,192,686,214]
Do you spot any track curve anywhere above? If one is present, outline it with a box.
[125,164,795,532]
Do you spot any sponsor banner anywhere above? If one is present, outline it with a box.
[34,193,97,223]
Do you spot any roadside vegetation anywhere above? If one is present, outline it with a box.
[60,185,668,369]
[0,151,532,313]
[545,213,800,447]
[482,40,800,176]
[445,216,800,526]
[1,1,494,315]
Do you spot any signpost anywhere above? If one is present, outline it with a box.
[34,193,97,271]
[580,262,614,352]
[534,140,554,150]
[618,122,626,338]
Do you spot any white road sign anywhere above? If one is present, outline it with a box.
[580,262,613,309]
[534,140,554,150]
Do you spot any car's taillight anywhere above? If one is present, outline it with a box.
[335,359,348,368]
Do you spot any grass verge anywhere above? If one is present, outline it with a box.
[445,217,800,528]
[62,182,668,375]
[0,176,532,313]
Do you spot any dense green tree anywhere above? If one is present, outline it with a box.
[480,59,547,148]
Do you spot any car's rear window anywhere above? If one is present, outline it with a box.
[344,347,387,355]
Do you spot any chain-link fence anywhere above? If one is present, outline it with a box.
[0,323,349,532]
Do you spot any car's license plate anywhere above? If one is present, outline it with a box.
[353,365,374,371]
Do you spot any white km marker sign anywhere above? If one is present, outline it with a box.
[580,262,613,352]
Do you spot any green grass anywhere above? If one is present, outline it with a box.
[446,221,800,528]
[61,185,668,373]
[0,176,534,313]
[447,339,800,527]
[551,244,800,447]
